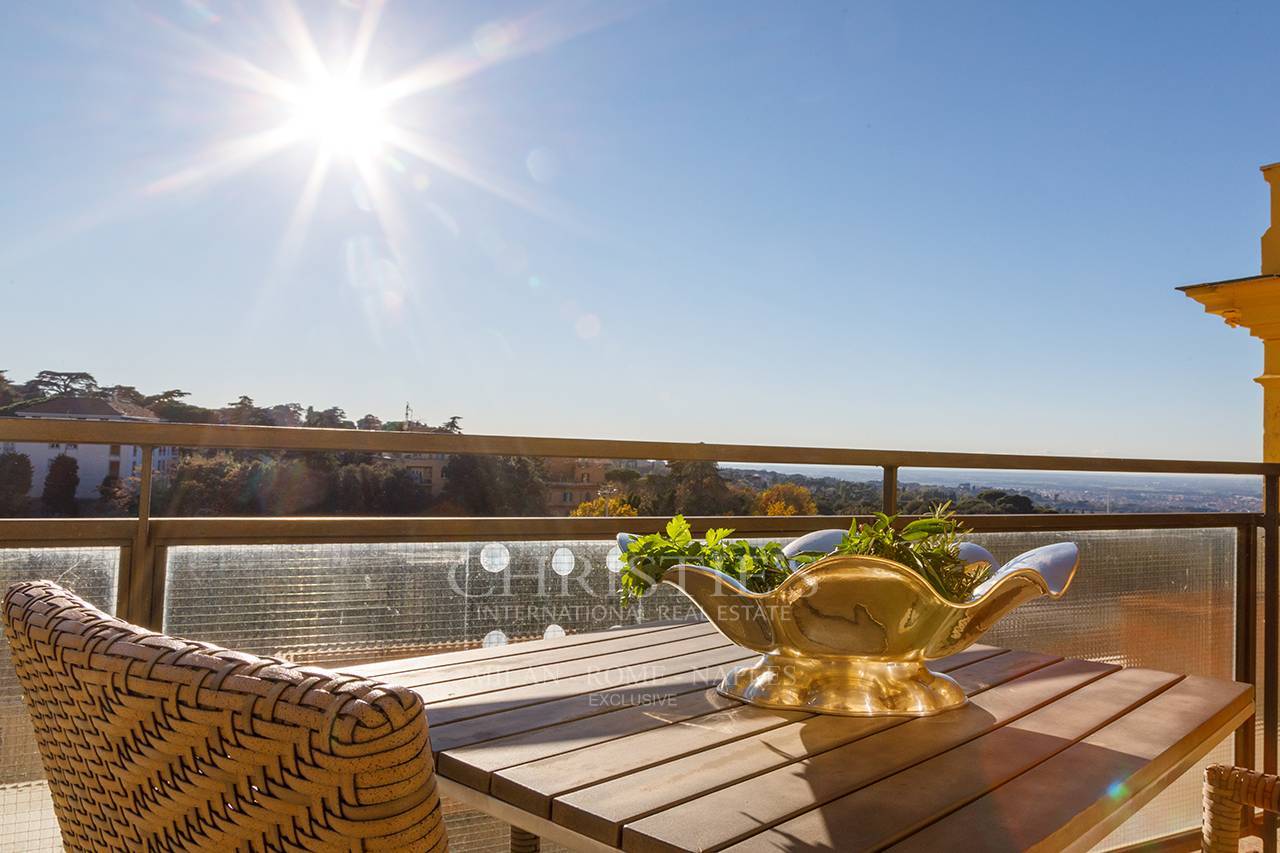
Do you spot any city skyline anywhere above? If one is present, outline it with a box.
[3,2,1279,459]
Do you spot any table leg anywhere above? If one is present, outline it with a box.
[511,826,540,853]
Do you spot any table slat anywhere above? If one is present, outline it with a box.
[437,682,738,790]
[408,630,727,702]
[886,675,1252,853]
[442,645,1009,796]
[616,656,1112,853]
[504,648,1013,840]
[720,667,1183,852]
[352,619,698,677]
[426,643,754,730]
[494,647,1017,822]
[379,622,718,687]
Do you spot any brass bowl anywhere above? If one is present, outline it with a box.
[619,531,1078,717]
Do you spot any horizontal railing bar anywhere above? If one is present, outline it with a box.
[0,518,137,547]
[0,418,1273,475]
[150,514,841,544]
[958,511,1262,531]
[143,512,1271,543]
[0,513,1257,549]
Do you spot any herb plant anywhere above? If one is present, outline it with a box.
[823,503,993,601]
[619,504,992,606]
[618,515,793,606]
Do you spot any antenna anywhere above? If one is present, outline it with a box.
[404,402,413,430]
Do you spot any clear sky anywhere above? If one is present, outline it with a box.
[2,1,1277,459]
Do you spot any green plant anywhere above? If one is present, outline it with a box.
[824,503,992,601]
[41,453,80,517]
[0,451,33,516]
[618,516,793,606]
[619,504,991,607]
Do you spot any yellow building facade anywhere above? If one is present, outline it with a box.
[1181,163,1280,460]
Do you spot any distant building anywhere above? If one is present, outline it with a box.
[543,458,612,515]
[4,397,179,498]
[389,449,449,496]
[380,424,450,497]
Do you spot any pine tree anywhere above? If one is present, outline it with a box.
[41,454,79,516]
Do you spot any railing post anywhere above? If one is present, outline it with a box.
[125,446,159,630]
[1265,474,1278,853]
[882,466,898,515]
[1236,522,1258,775]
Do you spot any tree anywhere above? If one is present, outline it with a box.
[357,413,383,431]
[331,465,364,512]
[624,470,676,516]
[28,371,98,398]
[438,416,463,434]
[143,389,190,407]
[154,455,257,515]
[441,455,546,515]
[327,462,431,515]
[41,454,79,516]
[899,486,959,515]
[570,496,638,517]
[497,456,547,515]
[223,396,273,425]
[377,467,432,514]
[266,403,304,427]
[0,451,33,515]
[604,468,641,486]
[955,489,1041,515]
[305,406,353,428]
[99,385,146,405]
[441,455,501,514]
[753,483,817,516]
[148,398,218,424]
[96,473,138,517]
[255,458,329,514]
[0,370,16,406]
[669,460,737,515]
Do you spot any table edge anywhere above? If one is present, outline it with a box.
[438,776,621,853]
[1055,697,1255,853]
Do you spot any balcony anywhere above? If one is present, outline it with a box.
[0,416,1277,852]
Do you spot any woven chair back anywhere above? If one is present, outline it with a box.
[3,580,447,852]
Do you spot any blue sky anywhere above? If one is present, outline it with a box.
[1,1,1276,459]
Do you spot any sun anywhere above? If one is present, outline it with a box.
[139,0,604,276]
[285,73,390,159]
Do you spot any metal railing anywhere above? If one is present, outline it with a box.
[1,416,1278,850]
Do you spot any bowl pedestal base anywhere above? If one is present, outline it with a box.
[717,654,968,717]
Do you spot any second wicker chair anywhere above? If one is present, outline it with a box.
[1203,763,1277,851]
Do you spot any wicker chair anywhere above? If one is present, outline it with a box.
[1203,763,1278,851]
[3,579,450,852]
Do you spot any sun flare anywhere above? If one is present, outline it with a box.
[136,0,613,291]
[285,74,390,159]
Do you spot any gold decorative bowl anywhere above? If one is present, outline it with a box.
[618,531,1078,717]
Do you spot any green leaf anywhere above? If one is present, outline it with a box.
[665,514,692,544]
[830,504,977,602]
[704,527,734,547]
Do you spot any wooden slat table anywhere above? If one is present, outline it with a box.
[347,621,1253,852]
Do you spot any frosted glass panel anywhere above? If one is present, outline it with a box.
[163,541,698,664]
[0,548,119,853]
[975,529,1237,850]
